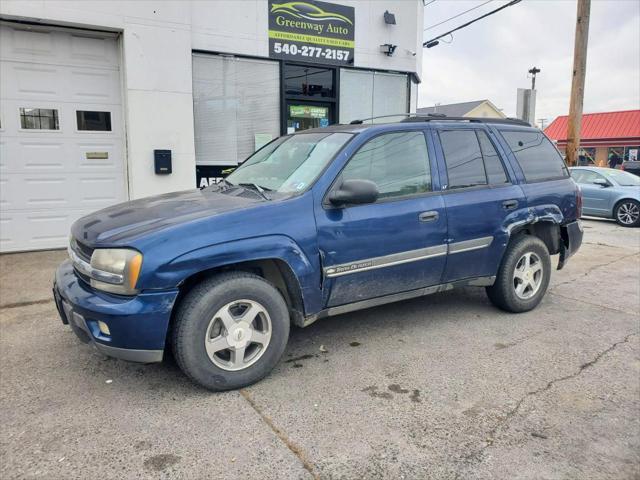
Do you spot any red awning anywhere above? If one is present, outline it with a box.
[544,110,640,145]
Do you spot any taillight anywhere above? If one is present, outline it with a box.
[576,187,583,218]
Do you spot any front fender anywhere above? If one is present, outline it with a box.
[145,235,321,312]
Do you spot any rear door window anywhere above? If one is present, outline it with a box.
[439,129,510,189]
[439,130,486,189]
[501,130,569,182]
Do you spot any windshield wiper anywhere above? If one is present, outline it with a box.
[237,182,272,200]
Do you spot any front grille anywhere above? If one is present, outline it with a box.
[74,240,94,263]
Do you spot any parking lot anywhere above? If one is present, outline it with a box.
[1,218,638,479]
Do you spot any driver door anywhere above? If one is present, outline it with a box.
[573,169,613,216]
[314,130,448,307]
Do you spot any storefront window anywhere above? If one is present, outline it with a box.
[339,69,408,124]
[608,147,624,168]
[192,54,280,166]
[284,65,334,98]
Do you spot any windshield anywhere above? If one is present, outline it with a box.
[602,169,640,186]
[224,133,352,194]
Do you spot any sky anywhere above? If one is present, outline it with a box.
[418,0,640,128]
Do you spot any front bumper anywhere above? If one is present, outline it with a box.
[558,219,584,270]
[53,260,179,363]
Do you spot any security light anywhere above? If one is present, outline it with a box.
[379,44,397,56]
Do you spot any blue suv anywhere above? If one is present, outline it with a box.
[54,116,583,390]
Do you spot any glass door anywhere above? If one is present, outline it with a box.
[286,102,332,133]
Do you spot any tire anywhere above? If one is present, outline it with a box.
[614,199,640,227]
[172,272,290,391]
[486,235,551,313]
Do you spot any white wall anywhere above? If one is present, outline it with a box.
[0,0,424,199]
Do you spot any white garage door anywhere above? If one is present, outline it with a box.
[0,23,127,252]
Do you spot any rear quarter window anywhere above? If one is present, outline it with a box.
[501,130,569,182]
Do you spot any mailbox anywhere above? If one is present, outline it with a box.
[154,149,172,174]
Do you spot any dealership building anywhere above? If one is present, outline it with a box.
[0,0,424,252]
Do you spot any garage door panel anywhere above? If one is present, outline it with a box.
[2,172,126,211]
[0,212,74,252]
[0,24,126,252]
[1,26,118,68]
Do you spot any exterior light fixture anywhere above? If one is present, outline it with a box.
[384,11,396,25]
[379,44,397,56]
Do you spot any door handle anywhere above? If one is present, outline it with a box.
[419,211,439,222]
[502,200,518,210]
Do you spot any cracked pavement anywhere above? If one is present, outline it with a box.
[1,218,639,479]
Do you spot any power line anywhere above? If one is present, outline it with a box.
[423,0,522,48]
[424,0,493,32]
[423,0,437,6]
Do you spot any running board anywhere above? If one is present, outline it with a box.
[303,276,495,327]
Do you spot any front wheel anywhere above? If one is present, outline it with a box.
[172,272,290,391]
[486,235,551,313]
[614,199,640,227]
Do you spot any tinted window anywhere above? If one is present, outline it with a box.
[501,130,569,182]
[20,108,59,130]
[439,130,486,189]
[342,131,431,200]
[284,64,334,98]
[77,111,111,131]
[477,131,508,184]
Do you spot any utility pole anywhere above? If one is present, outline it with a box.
[529,66,541,91]
[566,0,591,167]
[538,118,548,131]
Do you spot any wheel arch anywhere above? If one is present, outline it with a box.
[612,197,639,217]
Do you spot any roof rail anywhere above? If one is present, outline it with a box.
[348,113,531,127]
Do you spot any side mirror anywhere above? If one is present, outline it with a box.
[328,179,379,206]
[593,178,610,187]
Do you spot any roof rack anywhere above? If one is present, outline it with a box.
[349,113,531,127]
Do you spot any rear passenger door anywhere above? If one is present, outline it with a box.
[434,127,526,283]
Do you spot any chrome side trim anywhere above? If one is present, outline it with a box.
[448,236,493,254]
[68,246,123,285]
[303,275,496,326]
[324,244,448,278]
[323,236,495,278]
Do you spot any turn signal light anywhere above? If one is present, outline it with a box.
[98,321,111,336]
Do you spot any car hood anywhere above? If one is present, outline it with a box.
[71,188,263,245]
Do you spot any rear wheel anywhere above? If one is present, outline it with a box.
[172,272,290,391]
[486,235,551,313]
[614,199,640,227]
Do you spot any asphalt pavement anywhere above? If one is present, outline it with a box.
[1,218,638,479]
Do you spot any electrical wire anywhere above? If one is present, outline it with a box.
[423,0,522,48]
[424,0,494,31]
[423,0,437,7]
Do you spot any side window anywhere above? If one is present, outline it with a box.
[501,130,569,182]
[573,170,601,184]
[342,131,431,200]
[439,130,486,189]
[477,131,509,184]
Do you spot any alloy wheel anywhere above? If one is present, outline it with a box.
[617,202,639,225]
[513,252,544,300]
[204,299,272,371]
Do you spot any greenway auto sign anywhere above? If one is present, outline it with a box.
[268,1,355,65]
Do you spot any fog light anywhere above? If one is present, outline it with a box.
[98,321,111,336]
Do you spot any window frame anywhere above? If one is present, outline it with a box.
[498,128,570,184]
[323,128,436,208]
[436,127,513,193]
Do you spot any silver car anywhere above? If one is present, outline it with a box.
[570,167,640,227]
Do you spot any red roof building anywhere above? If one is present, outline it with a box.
[544,110,640,166]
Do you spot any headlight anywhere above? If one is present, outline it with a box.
[90,248,143,295]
